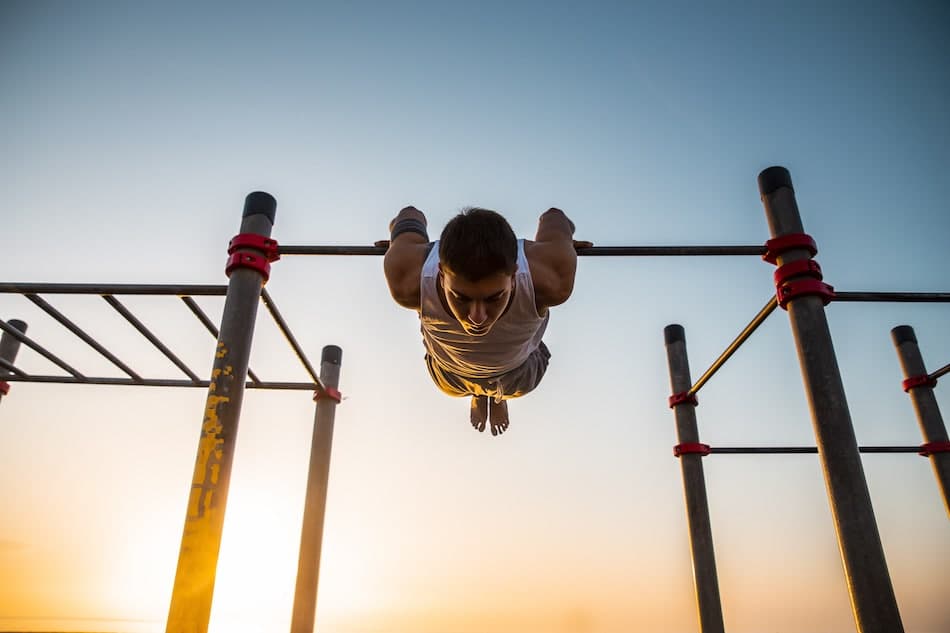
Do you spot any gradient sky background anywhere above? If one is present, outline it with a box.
[1,2,948,633]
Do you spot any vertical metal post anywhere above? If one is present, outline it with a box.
[759,167,903,633]
[891,325,950,516]
[663,324,724,633]
[166,192,277,633]
[290,346,343,633]
[0,319,28,405]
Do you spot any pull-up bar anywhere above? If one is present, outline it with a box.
[277,244,770,256]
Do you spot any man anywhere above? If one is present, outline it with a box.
[383,205,587,436]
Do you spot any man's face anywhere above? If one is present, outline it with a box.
[439,265,515,336]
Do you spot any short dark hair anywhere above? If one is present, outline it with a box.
[439,208,517,281]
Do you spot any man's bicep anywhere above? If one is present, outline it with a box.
[529,241,579,308]
[383,237,428,310]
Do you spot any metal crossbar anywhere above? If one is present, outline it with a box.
[277,244,769,257]
[709,446,922,455]
[0,283,319,391]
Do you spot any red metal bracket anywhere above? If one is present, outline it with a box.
[668,391,698,408]
[228,234,280,262]
[902,374,938,392]
[226,252,272,282]
[313,387,342,403]
[0,381,9,396]
[674,442,711,457]
[763,233,818,265]
[777,279,835,309]
[918,441,950,456]
[774,259,823,286]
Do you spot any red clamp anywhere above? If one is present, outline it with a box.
[674,443,711,457]
[668,391,698,408]
[918,441,950,457]
[776,279,835,309]
[774,259,822,286]
[228,234,280,261]
[226,252,272,282]
[902,374,938,392]
[225,234,280,283]
[313,387,343,403]
[0,381,9,396]
[763,233,818,265]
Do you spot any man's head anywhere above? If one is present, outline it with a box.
[438,208,517,336]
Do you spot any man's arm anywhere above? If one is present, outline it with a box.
[526,208,588,311]
[383,206,431,311]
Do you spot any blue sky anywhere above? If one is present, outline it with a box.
[1,2,948,633]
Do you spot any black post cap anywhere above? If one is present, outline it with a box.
[758,166,794,196]
[243,191,277,222]
[664,324,685,345]
[6,319,27,333]
[322,345,343,365]
[890,325,917,346]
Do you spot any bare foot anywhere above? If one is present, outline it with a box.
[470,395,488,432]
[489,399,509,436]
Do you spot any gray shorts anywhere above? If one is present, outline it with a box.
[425,341,551,401]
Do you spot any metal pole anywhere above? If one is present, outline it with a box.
[290,346,343,633]
[166,192,277,633]
[664,324,725,633]
[759,167,903,633]
[891,325,950,516]
[0,319,27,404]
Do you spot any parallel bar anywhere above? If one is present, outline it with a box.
[710,446,921,455]
[278,244,768,257]
[0,282,227,296]
[260,289,322,388]
[891,325,950,516]
[102,295,201,383]
[291,345,343,633]
[760,166,903,633]
[664,324,724,633]
[25,294,142,381]
[689,296,778,396]
[0,319,86,380]
[0,374,316,390]
[835,291,950,303]
[180,296,262,386]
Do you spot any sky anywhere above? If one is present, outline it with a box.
[1,1,948,633]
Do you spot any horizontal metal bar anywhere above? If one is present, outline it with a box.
[0,374,318,390]
[25,293,142,381]
[0,282,228,296]
[179,296,262,385]
[260,288,323,389]
[278,244,768,257]
[102,295,201,383]
[709,446,922,455]
[0,319,86,380]
[689,295,778,396]
[835,291,950,303]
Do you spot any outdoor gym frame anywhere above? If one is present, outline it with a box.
[0,166,947,633]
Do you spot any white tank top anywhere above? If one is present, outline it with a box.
[419,239,549,379]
